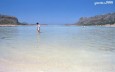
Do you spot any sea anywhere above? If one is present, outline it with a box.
[0,25,115,72]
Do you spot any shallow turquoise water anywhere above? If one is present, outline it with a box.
[0,25,115,72]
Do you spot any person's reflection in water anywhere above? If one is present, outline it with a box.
[36,30,41,49]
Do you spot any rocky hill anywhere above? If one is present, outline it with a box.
[0,14,19,25]
[77,12,115,26]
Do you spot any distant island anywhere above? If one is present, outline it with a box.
[76,12,115,26]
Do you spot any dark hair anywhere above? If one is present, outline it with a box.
[36,22,39,24]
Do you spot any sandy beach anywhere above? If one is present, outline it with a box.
[103,24,115,27]
[0,24,17,27]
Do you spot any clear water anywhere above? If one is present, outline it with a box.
[0,25,115,72]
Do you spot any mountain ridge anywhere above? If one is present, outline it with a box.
[76,12,115,26]
[0,14,19,25]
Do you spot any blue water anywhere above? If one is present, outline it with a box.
[0,25,115,72]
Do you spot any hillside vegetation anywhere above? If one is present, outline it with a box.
[77,12,115,26]
[0,14,19,25]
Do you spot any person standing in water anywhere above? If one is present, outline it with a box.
[37,22,40,32]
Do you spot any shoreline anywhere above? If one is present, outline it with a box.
[0,24,48,27]
[0,24,17,27]
[102,24,115,27]
[76,24,115,27]
[0,24,115,27]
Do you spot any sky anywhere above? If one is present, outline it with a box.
[0,0,115,24]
